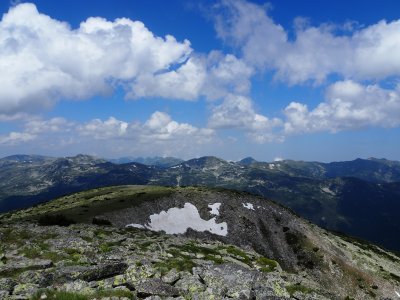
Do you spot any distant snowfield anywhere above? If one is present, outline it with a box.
[243,202,255,210]
[321,186,336,195]
[126,203,228,236]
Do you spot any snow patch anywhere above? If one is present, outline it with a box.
[321,187,336,195]
[243,203,254,210]
[208,203,221,216]
[126,203,228,236]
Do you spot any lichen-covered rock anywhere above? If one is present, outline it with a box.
[253,276,290,298]
[125,263,157,287]
[0,278,16,293]
[61,279,90,293]
[135,278,180,297]
[0,290,9,300]
[174,274,205,295]
[161,268,180,284]
[80,262,128,281]
[18,270,54,287]
[0,258,52,275]
[112,274,127,287]
[12,283,39,299]
[194,263,257,298]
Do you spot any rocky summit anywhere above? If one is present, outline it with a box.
[1,186,400,299]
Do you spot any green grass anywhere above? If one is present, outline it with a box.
[256,257,278,272]
[286,284,313,296]
[0,228,31,246]
[2,185,175,225]
[42,251,65,262]
[222,245,252,265]
[31,289,136,300]
[99,243,112,253]
[20,246,41,259]
[31,291,87,300]
[154,256,197,275]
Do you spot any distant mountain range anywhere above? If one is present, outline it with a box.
[107,156,184,167]
[1,154,400,251]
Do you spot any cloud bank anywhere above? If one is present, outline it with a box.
[215,0,400,84]
[1,0,400,157]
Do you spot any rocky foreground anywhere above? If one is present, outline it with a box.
[2,222,325,300]
[1,186,400,299]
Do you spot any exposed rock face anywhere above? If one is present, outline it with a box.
[1,186,400,299]
[0,223,324,299]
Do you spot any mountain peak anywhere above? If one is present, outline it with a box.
[238,157,258,165]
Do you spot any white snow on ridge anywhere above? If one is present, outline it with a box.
[243,203,255,210]
[126,203,228,236]
[321,187,336,195]
[208,203,222,216]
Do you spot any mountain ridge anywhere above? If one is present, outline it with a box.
[1,154,400,252]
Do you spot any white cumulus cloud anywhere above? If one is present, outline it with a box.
[215,0,400,84]
[0,3,192,115]
[284,80,400,134]
[208,94,282,142]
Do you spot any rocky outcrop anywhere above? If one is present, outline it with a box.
[0,222,331,300]
[1,186,400,299]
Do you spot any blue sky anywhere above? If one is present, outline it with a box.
[0,0,400,161]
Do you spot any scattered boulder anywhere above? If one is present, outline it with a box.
[135,278,180,297]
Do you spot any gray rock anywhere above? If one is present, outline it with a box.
[62,279,89,292]
[54,262,127,283]
[0,290,9,300]
[12,283,39,299]
[125,263,157,287]
[80,262,128,281]
[292,291,330,300]
[253,276,290,299]
[135,278,180,297]
[0,258,52,275]
[174,274,205,295]
[18,270,54,287]
[195,263,257,298]
[0,278,16,293]
[161,268,180,284]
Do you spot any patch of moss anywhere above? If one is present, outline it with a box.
[64,248,80,255]
[137,241,153,251]
[154,257,197,275]
[1,228,30,246]
[42,251,65,262]
[93,229,111,238]
[286,284,312,296]
[256,257,278,272]
[81,236,93,243]
[37,242,50,251]
[99,243,112,253]
[31,290,88,300]
[20,246,41,259]
[224,245,251,265]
